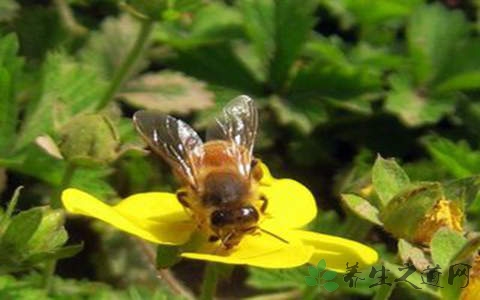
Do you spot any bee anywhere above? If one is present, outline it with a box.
[133,95,273,249]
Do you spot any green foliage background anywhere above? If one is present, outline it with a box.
[2,0,480,299]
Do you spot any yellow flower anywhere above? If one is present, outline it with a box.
[61,164,377,271]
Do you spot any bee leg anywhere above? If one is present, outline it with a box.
[259,195,268,213]
[176,190,190,208]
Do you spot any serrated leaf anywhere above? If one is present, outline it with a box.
[119,71,214,114]
[304,276,317,287]
[423,136,480,178]
[431,228,467,270]
[16,53,108,149]
[1,209,42,250]
[341,194,382,225]
[322,270,337,281]
[289,46,382,102]
[269,96,326,134]
[385,75,454,126]
[156,245,181,268]
[372,155,410,206]
[80,14,146,80]
[407,4,469,85]
[239,0,317,89]
[398,239,430,271]
[323,281,339,292]
[169,43,262,94]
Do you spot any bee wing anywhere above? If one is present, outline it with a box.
[206,95,258,176]
[133,110,204,188]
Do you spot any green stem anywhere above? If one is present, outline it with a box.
[0,186,23,230]
[200,263,219,300]
[95,18,154,111]
[51,163,76,209]
[43,260,57,294]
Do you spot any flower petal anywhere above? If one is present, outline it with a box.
[181,230,312,268]
[294,230,378,273]
[62,188,195,245]
[260,179,317,229]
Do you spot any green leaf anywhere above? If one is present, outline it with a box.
[423,136,480,178]
[119,71,214,114]
[304,276,317,287]
[248,268,307,290]
[385,75,454,126]
[449,236,480,265]
[372,155,410,206]
[381,182,442,240]
[430,228,467,270]
[0,68,13,156]
[384,261,437,296]
[27,243,83,263]
[407,3,469,85]
[290,43,382,101]
[156,245,181,268]
[80,14,147,80]
[322,270,337,281]
[26,208,67,253]
[168,43,262,94]
[1,209,42,250]
[268,96,326,134]
[433,40,480,93]
[240,0,318,89]
[0,34,22,157]
[317,259,326,273]
[323,281,339,292]
[442,176,480,212]
[307,265,318,278]
[341,194,383,225]
[16,52,108,150]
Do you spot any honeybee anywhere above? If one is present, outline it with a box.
[133,95,272,249]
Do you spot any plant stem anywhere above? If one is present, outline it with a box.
[51,163,76,209]
[43,260,57,294]
[0,186,23,229]
[133,238,195,300]
[200,263,219,300]
[95,18,154,111]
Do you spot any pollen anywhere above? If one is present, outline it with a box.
[413,199,463,244]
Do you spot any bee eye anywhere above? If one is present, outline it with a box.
[211,210,227,226]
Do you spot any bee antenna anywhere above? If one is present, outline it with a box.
[258,227,289,244]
